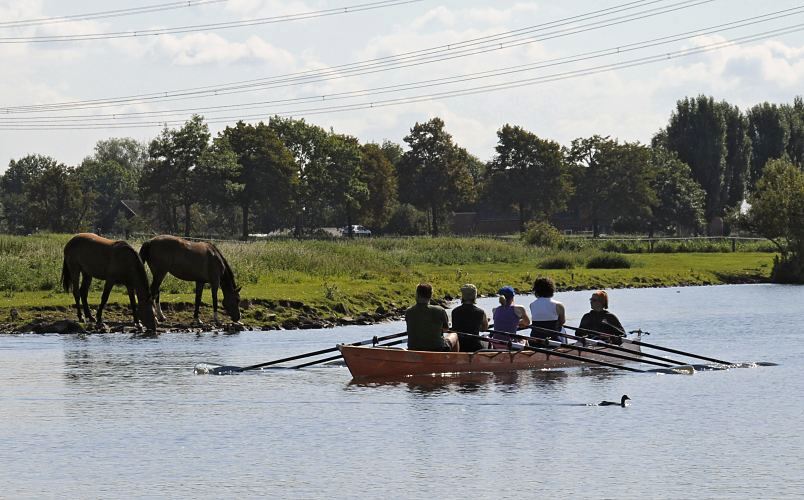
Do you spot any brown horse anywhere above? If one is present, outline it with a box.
[61,233,156,331]
[139,235,241,325]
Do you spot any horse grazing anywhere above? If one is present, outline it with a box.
[61,233,156,331]
[139,235,241,325]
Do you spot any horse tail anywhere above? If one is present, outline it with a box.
[139,240,151,265]
[61,257,71,293]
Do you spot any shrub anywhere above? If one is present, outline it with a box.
[537,255,575,269]
[586,253,632,269]
[384,204,429,235]
[522,221,564,248]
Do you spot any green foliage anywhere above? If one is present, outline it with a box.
[359,143,398,229]
[741,158,804,282]
[568,136,656,236]
[217,120,298,238]
[537,254,577,269]
[663,95,728,222]
[586,253,632,269]
[648,148,706,235]
[522,221,564,248]
[486,124,571,230]
[384,203,429,235]
[747,102,790,188]
[397,118,474,236]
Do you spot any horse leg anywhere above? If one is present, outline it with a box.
[211,282,220,325]
[70,270,84,322]
[193,281,205,326]
[150,271,168,322]
[79,274,95,323]
[127,286,142,330]
[96,281,114,327]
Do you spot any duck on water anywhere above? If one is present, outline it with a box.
[599,395,630,407]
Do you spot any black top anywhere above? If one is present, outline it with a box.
[451,303,487,352]
[578,310,625,344]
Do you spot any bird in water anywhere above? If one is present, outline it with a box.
[599,395,630,407]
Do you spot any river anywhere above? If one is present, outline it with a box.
[1,284,802,499]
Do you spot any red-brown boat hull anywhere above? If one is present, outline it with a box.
[339,342,641,379]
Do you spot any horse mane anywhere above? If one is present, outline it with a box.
[209,243,237,290]
[115,241,151,299]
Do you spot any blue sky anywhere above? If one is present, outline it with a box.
[2,0,804,170]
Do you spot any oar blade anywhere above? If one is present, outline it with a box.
[194,363,243,375]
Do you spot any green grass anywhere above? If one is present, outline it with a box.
[0,234,776,330]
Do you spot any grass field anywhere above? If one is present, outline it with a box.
[0,233,775,331]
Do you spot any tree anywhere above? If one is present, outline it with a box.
[397,118,474,236]
[740,158,804,282]
[217,121,297,239]
[568,136,656,237]
[486,124,571,231]
[648,148,706,236]
[721,103,752,209]
[747,102,789,189]
[75,158,139,233]
[140,115,210,235]
[92,137,148,171]
[663,95,727,224]
[358,143,397,229]
[327,134,368,235]
[783,96,804,166]
[1,155,84,233]
[26,163,84,233]
[268,116,331,236]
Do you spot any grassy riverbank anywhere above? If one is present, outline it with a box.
[0,234,774,332]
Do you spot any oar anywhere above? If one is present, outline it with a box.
[485,328,673,368]
[527,324,688,366]
[200,331,408,374]
[564,324,734,365]
[291,338,408,369]
[456,331,646,373]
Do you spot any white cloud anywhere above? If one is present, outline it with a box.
[155,33,296,67]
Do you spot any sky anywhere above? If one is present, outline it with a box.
[1,0,804,171]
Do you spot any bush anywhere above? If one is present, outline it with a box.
[522,221,564,248]
[384,204,429,236]
[586,253,632,269]
[771,254,804,283]
[537,254,576,269]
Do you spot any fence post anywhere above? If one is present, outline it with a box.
[649,239,654,252]
[732,237,736,252]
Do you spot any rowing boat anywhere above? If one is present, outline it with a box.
[339,336,642,379]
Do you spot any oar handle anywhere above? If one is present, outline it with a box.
[457,331,645,373]
[484,329,672,368]
[240,331,407,371]
[526,324,688,366]
[564,324,733,365]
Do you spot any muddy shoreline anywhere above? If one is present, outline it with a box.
[0,277,768,334]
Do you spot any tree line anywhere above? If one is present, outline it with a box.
[1,95,803,245]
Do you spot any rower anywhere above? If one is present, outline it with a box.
[599,395,630,407]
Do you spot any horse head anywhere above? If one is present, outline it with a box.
[137,299,156,331]
[223,285,242,322]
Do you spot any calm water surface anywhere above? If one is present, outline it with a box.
[1,285,803,499]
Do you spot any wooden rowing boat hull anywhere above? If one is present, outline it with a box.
[339,341,641,379]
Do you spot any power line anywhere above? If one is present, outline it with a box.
[0,1,227,29]
[2,0,710,112]
[5,6,803,124]
[0,0,424,43]
[1,22,801,130]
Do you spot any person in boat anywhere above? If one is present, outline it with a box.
[578,290,625,345]
[528,276,567,346]
[451,283,489,352]
[490,286,529,349]
[405,283,459,352]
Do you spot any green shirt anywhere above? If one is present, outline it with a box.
[405,303,449,351]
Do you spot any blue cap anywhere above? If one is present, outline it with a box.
[498,286,515,299]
